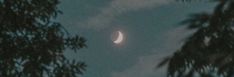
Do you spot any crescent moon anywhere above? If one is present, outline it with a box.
[114,31,124,44]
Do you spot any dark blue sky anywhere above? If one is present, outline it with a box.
[57,0,215,77]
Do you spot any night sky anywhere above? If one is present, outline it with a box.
[57,0,215,77]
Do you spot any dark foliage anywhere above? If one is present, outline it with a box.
[0,0,86,77]
[158,0,234,77]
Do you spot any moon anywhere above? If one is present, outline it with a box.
[114,31,124,44]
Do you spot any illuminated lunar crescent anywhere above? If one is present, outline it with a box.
[114,31,124,44]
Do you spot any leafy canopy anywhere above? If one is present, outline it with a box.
[159,0,234,77]
[0,0,86,77]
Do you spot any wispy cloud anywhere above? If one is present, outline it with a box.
[111,53,168,77]
[81,0,172,29]
[110,26,195,77]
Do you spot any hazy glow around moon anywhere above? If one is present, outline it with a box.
[114,31,124,44]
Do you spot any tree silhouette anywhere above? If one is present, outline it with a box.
[0,0,86,77]
[158,0,234,77]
